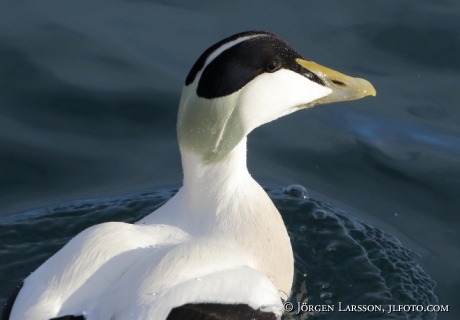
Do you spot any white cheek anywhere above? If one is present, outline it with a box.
[238,69,332,132]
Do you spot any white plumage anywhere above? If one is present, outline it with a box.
[8,31,375,320]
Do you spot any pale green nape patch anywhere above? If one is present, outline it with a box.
[177,86,245,164]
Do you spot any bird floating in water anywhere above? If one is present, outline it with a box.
[3,31,375,320]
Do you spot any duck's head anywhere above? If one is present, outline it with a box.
[178,31,376,164]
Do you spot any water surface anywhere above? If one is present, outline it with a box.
[0,1,459,319]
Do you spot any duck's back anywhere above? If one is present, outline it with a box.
[9,220,284,320]
[9,222,188,319]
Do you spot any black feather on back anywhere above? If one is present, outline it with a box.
[166,303,278,320]
[1,283,23,320]
[50,316,84,320]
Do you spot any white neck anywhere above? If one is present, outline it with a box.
[181,137,250,217]
[138,136,294,298]
[149,137,266,234]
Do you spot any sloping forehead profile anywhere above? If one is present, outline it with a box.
[184,31,325,90]
[183,31,327,100]
[184,31,273,86]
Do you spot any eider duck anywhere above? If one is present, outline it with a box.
[3,31,375,320]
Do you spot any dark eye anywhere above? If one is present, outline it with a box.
[266,60,280,72]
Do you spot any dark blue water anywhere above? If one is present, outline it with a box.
[0,1,459,319]
[0,185,438,319]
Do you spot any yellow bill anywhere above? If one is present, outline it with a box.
[296,58,376,105]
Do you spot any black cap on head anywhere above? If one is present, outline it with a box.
[185,31,325,99]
